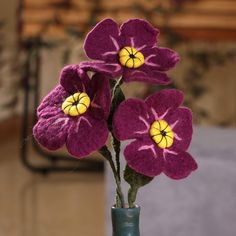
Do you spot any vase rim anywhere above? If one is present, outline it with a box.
[112,204,140,210]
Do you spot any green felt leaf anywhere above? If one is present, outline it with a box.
[124,165,153,189]
[108,80,125,131]
[110,86,125,117]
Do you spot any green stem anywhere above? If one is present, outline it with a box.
[102,76,125,207]
[112,134,121,181]
[99,146,125,208]
[112,76,123,98]
[128,186,139,208]
[110,76,123,181]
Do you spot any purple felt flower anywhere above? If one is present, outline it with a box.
[83,18,180,84]
[113,89,197,179]
[33,64,111,158]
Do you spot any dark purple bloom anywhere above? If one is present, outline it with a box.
[113,89,197,179]
[83,18,180,84]
[33,65,111,158]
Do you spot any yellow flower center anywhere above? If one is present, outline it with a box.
[119,46,144,69]
[62,92,90,116]
[149,120,174,149]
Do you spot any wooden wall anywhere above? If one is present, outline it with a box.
[20,0,236,40]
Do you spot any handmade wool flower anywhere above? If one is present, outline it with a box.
[83,18,180,84]
[113,89,198,179]
[33,64,111,158]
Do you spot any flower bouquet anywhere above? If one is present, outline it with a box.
[33,19,198,236]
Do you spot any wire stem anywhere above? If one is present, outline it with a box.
[99,146,125,208]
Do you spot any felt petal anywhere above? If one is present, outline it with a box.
[84,19,120,61]
[60,64,90,94]
[120,19,159,49]
[122,65,171,85]
[145,89,184,120]
[113,98,151,141]
[163,151,198,179]
[124,138,164,177]
[80,61,122,78]
[143,47,180,71]
[66,116,109,158]
[88,73,112,120]
[166,107,193,151]
[33,114,70,150]
[37,85,68,119]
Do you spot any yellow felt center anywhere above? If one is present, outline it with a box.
[62,92,90,116]
[149,120,174,149]
[119,46,144,69]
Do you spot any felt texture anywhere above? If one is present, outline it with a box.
[60,64,111,119]
[166,107,193,151]
[60,64,90,94]
[80,61,122,78]
[33,108,68,150]
[118,46,145,69]
[88,73,112,119]
[150,120,175,149]
[124,137,164,177]
[163,151,197,180]
[33,65,111,159]
[84,18,120,62]
[83,18,180,84]
[122,65,171,84]
[145,89,184,118]
[113,98,150,140]
[120,19,159,48]
[66,115,108,158]
[61,92,91,117]
[113,89,197,178]
[142,47,180,71]
[37,85,68,119]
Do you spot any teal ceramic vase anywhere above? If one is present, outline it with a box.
[111,205,140,236]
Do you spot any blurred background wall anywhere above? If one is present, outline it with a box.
[0,0,19,120]
[0,0,236,127]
